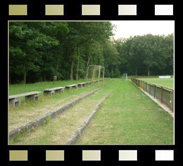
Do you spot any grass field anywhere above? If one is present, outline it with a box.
[137,78,174,89]
[9,79,92,95]
[76,79,173,145]
[9,79,173,145]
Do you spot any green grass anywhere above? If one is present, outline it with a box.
[76,79,173,145]
[45,116,51,124]
[9,80,117,145]
[9,79,93,95]
[9,80,110,132]
[9,78,105,105]
[137,78,174,89]
[9,79,173,145]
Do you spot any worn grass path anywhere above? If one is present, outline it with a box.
[76,79,173,145]
[9,79,117,145]
[9,80,110,131]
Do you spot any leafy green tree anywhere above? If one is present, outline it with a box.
[9,22,173,84]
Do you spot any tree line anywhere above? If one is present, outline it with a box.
[9,22,173,84]
[113,34,173,77]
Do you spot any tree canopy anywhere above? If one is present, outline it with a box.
[9,22,173,84]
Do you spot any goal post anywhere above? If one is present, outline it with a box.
[122,73,128,80]
[86,65,105,87]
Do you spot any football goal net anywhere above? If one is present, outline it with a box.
[86,65,105,87]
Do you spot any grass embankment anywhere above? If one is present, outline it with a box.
[9,79,117,145]
[9,79,95,109]
[137,78,174,89]
[76,79,173,145]
[9,79,93,95]
[9,79,110,132]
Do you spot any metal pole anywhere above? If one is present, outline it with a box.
[98,66,100,88]
[102,67,104,87]
[93,67,95,86]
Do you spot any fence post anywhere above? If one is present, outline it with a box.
[149,84,151,94]
[161,86,163,103]
[143,81,144,90]
[147,83,149,93]
[154,85,156,98]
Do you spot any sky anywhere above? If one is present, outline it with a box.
[110,21,174,40]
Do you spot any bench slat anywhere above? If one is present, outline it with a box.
[43,87,65,91]
[65,84,77,87]
[9,91,41,99]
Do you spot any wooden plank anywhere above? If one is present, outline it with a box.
[65,84,77,87]
[43,87,65,96]
[78,82,86,85]
[9,91,41,99]
[43,87,65,91]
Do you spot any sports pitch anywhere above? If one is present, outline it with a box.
[137,78,174,89]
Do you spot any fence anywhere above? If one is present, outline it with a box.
[131,78,174,111]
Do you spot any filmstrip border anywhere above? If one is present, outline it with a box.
[8,149,176,162]
[4,1,177,166]
[8,4,174,16]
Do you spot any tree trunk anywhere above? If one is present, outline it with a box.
[76,47,79,80]
[148,67,150,77]
[23,64,26,84]
[70,46,75,81]
[135,67,137,76]
[85,55,91,79]
[24,71,26,84]
[70,56,74,80]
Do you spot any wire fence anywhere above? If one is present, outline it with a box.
[131,78,174,111]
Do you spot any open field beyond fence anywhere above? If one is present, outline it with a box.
[136,77,174,89]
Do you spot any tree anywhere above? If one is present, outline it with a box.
[9,22,173,84]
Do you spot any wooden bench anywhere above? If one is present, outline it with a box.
[65,84,78,90]
[91,80,98,83]
[9,91,41,108]
[86,81,92,84]
[43,87,65,96]
[77,82,87,88]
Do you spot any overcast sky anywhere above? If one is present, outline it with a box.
[110,21,174,40]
